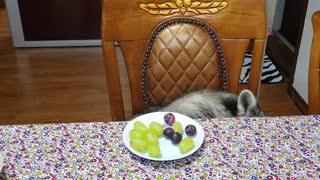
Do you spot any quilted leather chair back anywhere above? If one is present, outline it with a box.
[142,19,226,107]
[102,0,267,121]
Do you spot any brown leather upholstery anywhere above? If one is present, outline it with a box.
[144,19,225,107]
[102,0,266,121]
[309,11,320,114]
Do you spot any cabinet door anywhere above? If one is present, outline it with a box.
[279,0,308,47]
[266,0,308,80]
[18,0,101,41]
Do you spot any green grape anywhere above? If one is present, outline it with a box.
[130,138,147,152]
[178,137,195,154]
[145,131,158,144]
[133,121,148,133]
[173,121,183,133]
[129,129,145,140]
[147,143,161,158]
[149,121,163,137]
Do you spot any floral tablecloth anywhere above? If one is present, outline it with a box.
[0,115,320,179]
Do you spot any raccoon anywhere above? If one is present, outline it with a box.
[143,89,264,119]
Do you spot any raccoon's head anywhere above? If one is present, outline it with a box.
[237,89,264,117]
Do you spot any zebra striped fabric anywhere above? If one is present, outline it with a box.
[239,51,284,84]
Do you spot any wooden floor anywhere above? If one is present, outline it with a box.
[0,8,301,125]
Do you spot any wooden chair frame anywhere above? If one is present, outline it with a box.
[102,0,266,121]
[309,11,320,114]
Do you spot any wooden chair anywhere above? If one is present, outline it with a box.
[102,0,266,121]
[309,11,320,114]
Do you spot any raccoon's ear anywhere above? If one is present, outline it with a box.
[237,89,257,112]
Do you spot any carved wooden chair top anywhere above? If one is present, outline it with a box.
[309,11,320,114]
[102,0,266,121]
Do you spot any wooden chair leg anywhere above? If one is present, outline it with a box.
[249,39,266,97]
[103,42,125,121]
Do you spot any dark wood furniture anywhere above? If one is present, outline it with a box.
[17,0,101,41]
[266,0,308,81]
[0,0,4,8]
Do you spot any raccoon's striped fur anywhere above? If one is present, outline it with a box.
[143,89,263,119]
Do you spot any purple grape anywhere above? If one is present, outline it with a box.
[162,124,171,130]
[170,132,182,144]
[163,127,174,139]
[185,124,197,136]
[164,113,175,126]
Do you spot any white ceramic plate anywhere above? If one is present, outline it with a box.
[123,112,204,161]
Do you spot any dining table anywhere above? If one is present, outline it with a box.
[0,115,320,179]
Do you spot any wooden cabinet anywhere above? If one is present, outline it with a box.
[0,0,5,8]
[266,0,308,82]
[5,0,101,47]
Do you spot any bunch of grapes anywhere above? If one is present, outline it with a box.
[163,113,196,154]
[129,112,198,158]
[129,121,163,158]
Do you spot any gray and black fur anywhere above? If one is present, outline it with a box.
[143,89,264,119]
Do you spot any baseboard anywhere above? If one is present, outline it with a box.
[288,86,308,115]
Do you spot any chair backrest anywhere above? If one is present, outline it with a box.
[102,0,266,121]
[309,11,320,114]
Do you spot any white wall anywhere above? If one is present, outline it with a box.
[266,0,278,33]
[293,0,320,104]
